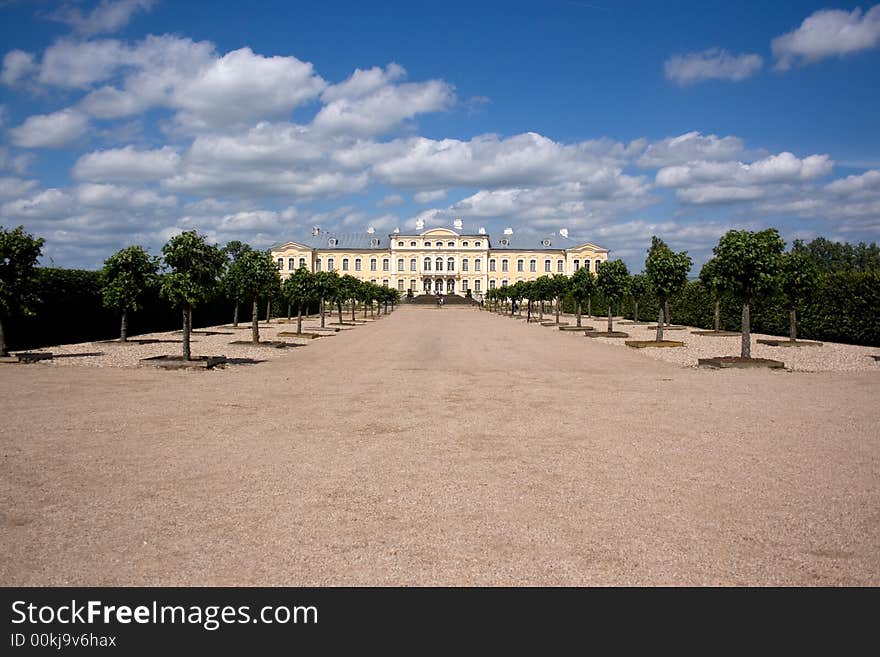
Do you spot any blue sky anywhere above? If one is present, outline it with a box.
[1,0,879,271]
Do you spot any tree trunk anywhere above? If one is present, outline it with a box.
[0,316,8,357]
[297,305,303,334]
[266,298,271,324]
[539,301,544,321]
[337,301,343,324]
[351,300,356,322]
[287,302,291,320]
[182,306,191,360]
[587,297,592,318]
[714,299,720,332]
[370,302,374,317]
[741,302,751,358]
[233,303,239,327]
[363,302,367,318]
[555,296,560,324]
[607,306,613,333]
[120,308,128,342]
[790,307,797,342]
[576,301,582,327]
[634,300,639,323]
[252,298,260,343]
[320,297,325,328]
[664,300,671,326]
[655,306,664,342]
[527,300,532,321]
[188,307,193,332]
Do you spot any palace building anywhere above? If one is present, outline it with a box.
[269,219,608,300]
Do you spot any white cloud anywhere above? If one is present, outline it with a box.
[377,194,403,207]
[0,177,39,200]
[637,132,745,167]
[72,145,181,181]
[39,38,129,88]
[824,169,880,197]
[1,188,74,220]
[75,183,177,209]
[414,189,447,203]
[50,0,155,37]
[664,48,763,85]
[773,5,880,70]
[9,108,89,148]
[1,50,37,86]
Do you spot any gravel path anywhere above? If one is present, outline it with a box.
[1,305,878,585]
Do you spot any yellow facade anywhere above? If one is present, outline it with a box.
[270,226,608,299]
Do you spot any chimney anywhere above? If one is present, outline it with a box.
[393,227,400,234]
[311,226,320,236]
[415,218,425,230]
[503,227,513,235]
[367,226,375,234]
[559,228,568,238]
[453,218,463,230]
[478,227,486,235]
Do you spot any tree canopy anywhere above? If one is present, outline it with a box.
[712,229,785,303]
[0,225,45,356]
[596,259,630,302]
[160,231,226,310]
[101,245,159,314]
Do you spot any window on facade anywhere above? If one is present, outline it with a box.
[327,258,335,270]
[502,279,508,287]
[277,258,283,269]
[382,279,389,287]
[462,258,469,272]
[489,259,496,272]
[370,238,380,247]
[475,259,481,272]
[410,258,416,271]
[288,258,295,270]
[316,259,322,271]
[398,241,404,247]
[462,241,469,247]
[544,259,551,272]
[502,259,509,272]
[424,258,432,271]
[328,238,338,247]
[529,259,536,272]
[342,258,349,271]
[447,257,455,271]
[436,257,443,271]
[398,280,404,290]
[355,258,362,271]
[370,258,377,271]
[517,259,524,272]
[475,280,481,292]
[557,260,564,272]
[382,258,390,271]
[595,260,601,272]
[463,279,469,291]
[410,241,417,247]
[489,279,496,289]
[371,278,377,284]
[299,257,306,268]
[574,259,580,271]
[447,241,454,247]
[410,279,416,289]
[397,258,404,271]
[475,241,481,247]
[425,241,432,247]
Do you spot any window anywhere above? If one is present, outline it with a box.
[397,258,404,271]
[397,241,404,247]
[382,279,388,287]
[517,259,524,272]
[475,259,481,272]
[447,241,454,247]
[595,259,601,272]
[447,257,455,271]
[475,280,481,292]
[544,259,551,272]
[436,257,443,271]
[355,258,362,271]
[382,258,390,271]
[502,259,509,272]
[371,278,377,284]
[557,260,564,272]
[475,241,481,247]
[342,258,349,271]
[424,257,432,271]
[425,241,432,247]
[398,279,404,290]
[410,279,416,290]
[370,258,377,271]
[542,239,551,247]
[410,258,417,271]
[316,259,322,271]
[277,258,284,269]
[584,259,590,272]
[288,258,295,270]
[489,259,496,272]
[462,258,469,272]
[410,241,417,247]
[529,259,536,272]
[500,238,509,246]
[574,259,580,271]
[328,238,338,247]
[327,258,335,271]
[299,257,306,268]
[463,279,469,291]
[370,238,380,247]
[462,241,469,247]
[502,279,508,287]
[489,279,496,289]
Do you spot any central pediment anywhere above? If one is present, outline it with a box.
[420,228,459,237]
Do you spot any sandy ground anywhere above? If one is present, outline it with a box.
[1,305,878,585]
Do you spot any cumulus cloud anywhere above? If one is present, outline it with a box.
[414,189,447,203]
[72,145,181,181]
[49,0,155,37]
[1,50,37,86]
[664,48,763,85]
[773,5,880,70]
[1,188,75,220]
[637,132,745,167]
[75,183,176,208]
[9,108,89,148]
[0,177,39,200]
[377,194,403,207]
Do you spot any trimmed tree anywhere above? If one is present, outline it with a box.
[101,245,159,341]
[698,257,724,332]
[712,228,785,358]
[533,276,553,320]
[596,259,630,333]
[551,273,569,324]
[221,241,250,327]
[313,271,339,328]
[281,266,316,335]
[780,250,818,342]
[569,266,596,328]
[161,231,226,360]
[645,239,692,341]
[231,249,282,344]
[628,273,650,323]
[0,225,45,357]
